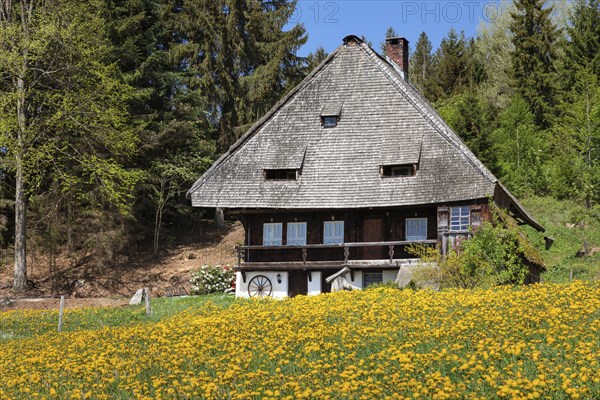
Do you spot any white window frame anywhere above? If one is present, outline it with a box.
[406,218,428,241]
[323,221,344,244]
[263,223,282,246]
[287,222,307,246]
[450,206,470,232]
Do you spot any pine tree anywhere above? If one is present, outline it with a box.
[550,67,600,205]
[101,0,220,254]
[510,0,561,129]
[380,26,398,55]
[434,29,475,101]
[306,46,328,73]
[564,0,600,81]
[173,0,307,151]
[410,32,437,101]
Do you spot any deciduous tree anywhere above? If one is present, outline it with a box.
[0,0,138,290]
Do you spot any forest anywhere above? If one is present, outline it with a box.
[0,0,598,291]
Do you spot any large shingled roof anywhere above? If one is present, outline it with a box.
[187,35,543,231]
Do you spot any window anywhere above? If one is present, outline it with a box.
[323,221,344,244]
[264,169,297,180]
[263,223,282,246]
[381,164,416,177]
[406,218,427,241]
[321,103,341,127]
[321,115,338,128]
[450,206,470,231]
[287,222,307,246]
[363,271,383,287]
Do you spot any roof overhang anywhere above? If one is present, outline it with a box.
[494,183,545,232]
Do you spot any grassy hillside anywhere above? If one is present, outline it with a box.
[521,196,600,283]
[1,283,598,399]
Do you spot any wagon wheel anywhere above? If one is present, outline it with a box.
[248,275,272,298]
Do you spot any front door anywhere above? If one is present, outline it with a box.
[362,217,385,259]
[288,271,308,297]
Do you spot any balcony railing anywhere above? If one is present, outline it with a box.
[235,240,438,267]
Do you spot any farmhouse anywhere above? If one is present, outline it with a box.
[187,35,544,298]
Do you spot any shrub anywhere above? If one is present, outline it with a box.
[408,205,534,289]
[190,265,235,295]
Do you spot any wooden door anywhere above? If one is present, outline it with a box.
[362,218,385,259]
[288,271,308,297]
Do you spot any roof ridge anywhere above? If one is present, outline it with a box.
[356,41,497,185]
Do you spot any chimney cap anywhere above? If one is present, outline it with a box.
[343,34,362,45]
[385,37,409,45]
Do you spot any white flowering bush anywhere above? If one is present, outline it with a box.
[190,265,235,295]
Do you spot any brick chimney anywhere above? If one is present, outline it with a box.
[385,37,409,81]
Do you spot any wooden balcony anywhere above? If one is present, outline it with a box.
[235,240,438,271]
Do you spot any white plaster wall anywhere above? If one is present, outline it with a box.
[235,271,288,299]
[383,270,398,284]
[307,271,321,296]
[349,270,363,289]
[235,268,404,298]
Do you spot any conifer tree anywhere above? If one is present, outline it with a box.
[564,0,600,81]
[306,46,328,73]
[549,0,600,206]
[380,26,398,55]
[410,32,437,101]
[510,0,561,129]
[550,66,600,206]
[173,0,306,151]
[434,29,475,101]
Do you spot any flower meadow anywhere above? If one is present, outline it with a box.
[0,282,599,400]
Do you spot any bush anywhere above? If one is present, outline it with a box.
[408,205,533,289]
[190,265,235,295]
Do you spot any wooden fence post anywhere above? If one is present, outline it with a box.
[569,269,573,283]
[58,296,65,332]
[145,288,151,316]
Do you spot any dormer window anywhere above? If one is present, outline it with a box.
[321,103,342,128]
[321,115,338,128]
[264,169,298,180]
[381,164,417,177]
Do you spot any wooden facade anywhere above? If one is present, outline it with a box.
[238,202,490,265]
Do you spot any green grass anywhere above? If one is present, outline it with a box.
[0,293,235,340]
[521,196,600,283]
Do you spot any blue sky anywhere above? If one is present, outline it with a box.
[287,1,505,56]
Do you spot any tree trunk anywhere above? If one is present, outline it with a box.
[153,180,166,257]
[214,207,225,229]
[13,76,28,291]
[153,205,162,257]
[13,155,27,291]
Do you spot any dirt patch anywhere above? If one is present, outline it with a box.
[0,220,243,310]
[1,297,130,311]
